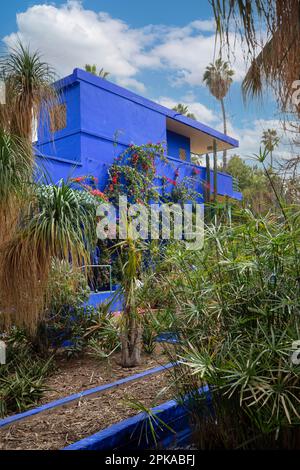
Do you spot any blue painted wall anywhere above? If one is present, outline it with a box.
[167,130,191,162]
[35,68,242,201]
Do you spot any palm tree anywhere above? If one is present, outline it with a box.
[85,64,110,79]
[0,182,96,333]
[114,234,144,367]
[0,42,57,143]
[0,43,57,249]
[211,1,300,116]
[203,58,234,170]
[0,44,97,334]
[0,130,32,246]
[172,103,196,120]
[261,129,280,169]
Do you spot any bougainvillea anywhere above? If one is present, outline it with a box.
[105,142,168,204]
[89,189,108,202]
[70,175,107,203]
[69,144,204,207]
[71,175,98,185]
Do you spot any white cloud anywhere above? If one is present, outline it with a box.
[3,1,157,84]
[157,96,218,124]
[150,31,246,87]
[225,119,293,163]
[4,0,287,165]
[3,1,246,93]
[116,77,146,94]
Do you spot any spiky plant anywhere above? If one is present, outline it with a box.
[112,229,146,368]
[0,130,32,245]
[0,42,57,143]
[155,204,300,447]
[0,182,97,334]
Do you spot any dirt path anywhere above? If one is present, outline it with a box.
[0,349,174,450]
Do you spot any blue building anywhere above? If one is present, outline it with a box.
[35,68,242,202]
[35,68,242,310]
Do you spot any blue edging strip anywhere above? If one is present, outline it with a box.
[63,384,211,451]
[0,362,176,429]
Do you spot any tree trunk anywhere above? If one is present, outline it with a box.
[205,153,211,222]
[220,98,227,170]
[120,307,143,368]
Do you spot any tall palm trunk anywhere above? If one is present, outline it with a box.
[220,98,227,170]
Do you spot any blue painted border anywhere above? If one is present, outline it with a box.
[0,362,176,429]
[63,385,211,451]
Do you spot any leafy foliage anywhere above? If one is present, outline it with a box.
[0,328,53,417]
[105,142,167,204]
[0,182,97,334]
[0,41,57,141]
[157,208,300,447]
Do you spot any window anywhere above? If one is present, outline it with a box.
[179,148,186,161]
[50,103,67,133]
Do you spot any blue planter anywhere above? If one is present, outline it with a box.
[63,386,212,451]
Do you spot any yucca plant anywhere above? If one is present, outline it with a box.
[0,182,97,334]
[112,230,146,368]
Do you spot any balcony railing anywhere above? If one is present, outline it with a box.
[232,177,240,192]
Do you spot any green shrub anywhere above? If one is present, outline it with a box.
[86,308,121,358]
[35,259,91,355]
[0,328,53,417]
[46,259,90,313]
[152,207,300,448]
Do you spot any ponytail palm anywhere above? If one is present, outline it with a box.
[0,130,32,245]
[0,42,57,143]
[0,182,97,333]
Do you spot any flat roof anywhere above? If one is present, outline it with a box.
[55,68,239,154]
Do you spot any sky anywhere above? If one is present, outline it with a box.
[0,0,288,163]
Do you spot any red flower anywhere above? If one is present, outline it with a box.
[112,175,118,184]
[192,168,201,175]
[131,154,139,164]
[71,176,85,183]
[165,176,177,186]
[90,189,108,200]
